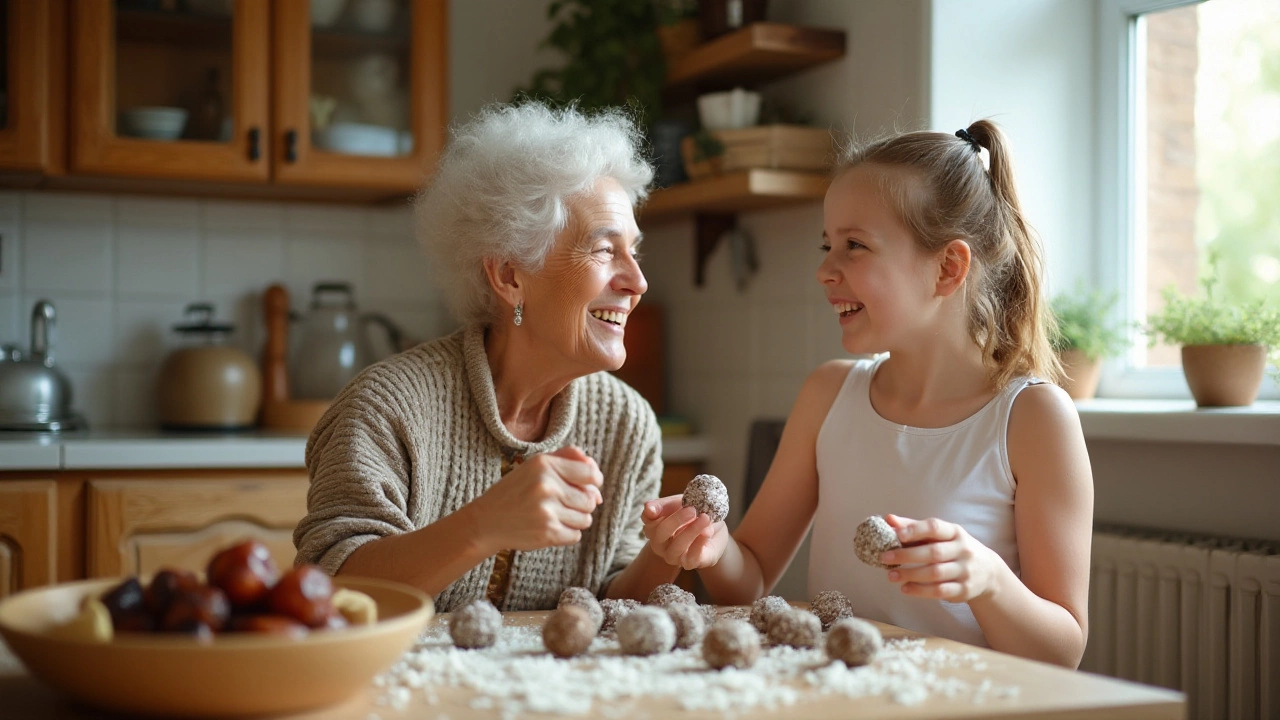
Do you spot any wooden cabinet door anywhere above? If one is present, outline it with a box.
[271,0,446,193]
[86,472,309,579]
[0,1,65,174]
[0,481,57,599]
[69,0,269,182]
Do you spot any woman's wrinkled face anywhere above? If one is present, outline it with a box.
[521,177,647,374]
[817,165,938,355]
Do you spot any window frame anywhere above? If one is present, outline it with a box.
[1094,0,1278,400]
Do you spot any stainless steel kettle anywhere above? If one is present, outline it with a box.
[0,300,84,431]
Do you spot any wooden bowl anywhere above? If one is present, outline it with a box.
[0,576,433,718]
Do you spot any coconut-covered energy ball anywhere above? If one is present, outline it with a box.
[854,515,902,569]
[542,605,597,658]
[557,586,604,632]
[702,619,762,670]
[617,606,676,656]
[449,599,502,649]
[826,617,883,667]
[767,608,821,648]
[666,602,706,649]
[646,582,695,608]
[810,589,854,630]
[681,474,730,524]
[599,597,640,633]
[749,595,790,633]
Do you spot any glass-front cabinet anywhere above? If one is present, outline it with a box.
[0,0,64,174]
[71,0,270,182]
[273,0,445,192]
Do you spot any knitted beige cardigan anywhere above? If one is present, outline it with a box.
[293,324,663,612]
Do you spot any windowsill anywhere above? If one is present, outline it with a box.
[1075,398,1280,446]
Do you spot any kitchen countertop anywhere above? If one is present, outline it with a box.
[0,431,711,471]
[0,609,1184,720]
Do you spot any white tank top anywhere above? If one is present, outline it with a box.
[808,355,1038,647]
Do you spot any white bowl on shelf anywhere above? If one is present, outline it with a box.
[314,122,402,156]
[118,107,188,141]
[697,88,761,131]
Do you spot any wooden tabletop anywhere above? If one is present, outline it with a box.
[0,609,1185,720]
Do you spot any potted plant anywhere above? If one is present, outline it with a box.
[1146,278,1280,407]
[655,0,700,67]
[514,0,666,130]
[680,128,725,180]
[1050,287,1129,399]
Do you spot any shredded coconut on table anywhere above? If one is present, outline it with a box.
[371,614,1019,718]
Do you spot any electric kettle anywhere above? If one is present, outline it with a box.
[290,282,404,400]
[0,300,84,431]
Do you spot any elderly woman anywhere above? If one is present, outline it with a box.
[293,103,720,611]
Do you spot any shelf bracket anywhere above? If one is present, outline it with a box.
[694,213,736,287]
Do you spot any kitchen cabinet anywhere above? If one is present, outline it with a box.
[0,0,66,176]
[0,480,57,600]
[2,0,446,200]
[85,470,309,578]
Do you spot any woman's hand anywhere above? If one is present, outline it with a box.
[641,496,730,570]
[469,446,604,552]
[880,514,1006,603]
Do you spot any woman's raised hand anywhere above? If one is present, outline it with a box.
[642,496,730,570]
[880,514,1005,603]
[470,446,604,552]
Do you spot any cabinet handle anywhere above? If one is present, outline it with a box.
[247,127,261,161]
[285,130,298,163]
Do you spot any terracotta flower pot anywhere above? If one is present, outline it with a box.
[1057,349,1101,400]
[1180,344,1267,407]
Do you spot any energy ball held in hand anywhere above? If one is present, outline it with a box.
[449,599,502,649]
[681,474,730,524]
[854,515,902,569]
[826,617,883,667]
[810,589,854,630]
[767,608,821,649]
[557,586,603,632]
[617,607,676,656]
[647,582,695,608]
[749,595,790,633]
[702,619,761,670]
[543,605,597,658]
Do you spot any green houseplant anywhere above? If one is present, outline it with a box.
[1145,278,1280,406]
[515,0,667,130]
[1050,287,1130,399]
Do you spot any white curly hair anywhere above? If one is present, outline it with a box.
[415,102,654,327]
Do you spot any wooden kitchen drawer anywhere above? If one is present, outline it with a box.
[86,471,309,578]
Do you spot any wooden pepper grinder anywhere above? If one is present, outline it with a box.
[259,283,330,432]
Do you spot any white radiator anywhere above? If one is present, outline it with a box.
[1082,526,1280,720]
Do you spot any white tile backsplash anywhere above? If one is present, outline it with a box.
[202,229,286,296]
[5,191,445,429]
[23,222,114,294]
[116,226,201,297]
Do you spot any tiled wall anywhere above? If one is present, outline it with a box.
[0,191,447,429]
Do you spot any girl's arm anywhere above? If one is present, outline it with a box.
[880,383,1093,668]
[695,361,851,604]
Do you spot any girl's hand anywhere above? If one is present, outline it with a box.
[641,496,730,570]
[880,514,1004,603]
[468,446,604,551]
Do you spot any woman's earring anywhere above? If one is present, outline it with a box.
[514,302,523,326]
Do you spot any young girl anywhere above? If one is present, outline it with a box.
[641,121,1094,668]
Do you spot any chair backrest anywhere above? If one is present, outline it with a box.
[743,418,787,509]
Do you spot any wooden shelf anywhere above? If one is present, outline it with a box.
[116,9,232,49]
[312,26,411,58]
[640,169,829,224]
[666,22,845,93]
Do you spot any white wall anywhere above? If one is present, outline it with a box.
[0,0,555,430]
[929,0,1097,293]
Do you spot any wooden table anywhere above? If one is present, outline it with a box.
[0,610,1185,720]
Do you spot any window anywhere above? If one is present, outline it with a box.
[1096,0,1279,399]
